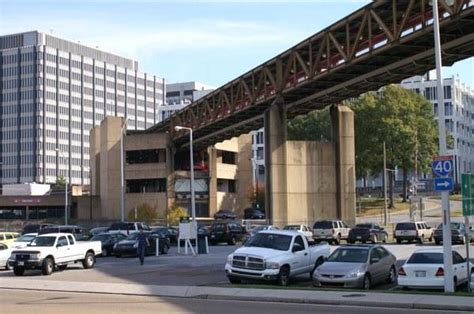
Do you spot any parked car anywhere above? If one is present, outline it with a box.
[113,232,170,257]
[225,230,330,286]
[398,248,473,290]
[312,244,397,289]
[433,222,468,245]
[243,225,279,243]
[108,221,151,236]
[11,233,38,249]
[38,225,91,241]
[394,221,433,244]
[283,225,313,242]
[214,209,237,220]
[209,221,246,245]
[151,226,178,244]
[9,233,102,276]
[90,233,127,257]
[0,243,12,270]
[347,223,388,244]
[243,208,265,219]
[0,232,19,247]
[313,220,350,245]
[22,224,57,235]
[90,227,110,236]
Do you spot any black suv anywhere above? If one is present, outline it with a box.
[209,221,246,245]
[214,210,237,220]
[243,208,265,219]
[38,225,91,241]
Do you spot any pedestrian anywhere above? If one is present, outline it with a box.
[136,229,149,265]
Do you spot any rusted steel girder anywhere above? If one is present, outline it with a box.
[147,0,474,148]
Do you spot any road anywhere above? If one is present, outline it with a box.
[0,289,468,314]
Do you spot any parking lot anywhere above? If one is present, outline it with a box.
[1,241,472,292]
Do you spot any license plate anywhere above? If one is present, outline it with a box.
[415,271,426,277]
[18,261,24,266]
[356,236,361,239]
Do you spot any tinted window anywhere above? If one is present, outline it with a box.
[453,252,465,264]
[67,235,75,245]
[293,236,305,251]
[211,224,224,232]
[31,236,56,247]
[0,235,4,240]
[407,252,443,264]
[327,248,369,263]
[244,233,292,251]
[355,224,372,229]
[396,223,416,230]
[6,234,13,240]
[376,247,389,258]
[109,223,128,230]
[313,221,333,229]
[58,236,68,246]
[370,248,382,261]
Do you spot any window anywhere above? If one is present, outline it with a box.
[452,252,465,264]
[126,178,167,193]
[293,236,305,251]
[217,150,236,164]
[67,235,75,245]
[57,236,68,247]
[126,149,166,164]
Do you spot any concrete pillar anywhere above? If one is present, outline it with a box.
[264,100,288,226]
[208,146,218,214]
[331,105,356,226]
[167,144,176,209]
[89,126,101,196]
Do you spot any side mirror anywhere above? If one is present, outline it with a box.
[470,226,472,230]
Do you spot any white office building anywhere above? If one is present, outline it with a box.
[0,31,165,186]
[162,81,215,120]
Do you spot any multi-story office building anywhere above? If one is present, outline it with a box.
[400,75,474,184]
[0,31,165,187]
[161,81,214,121]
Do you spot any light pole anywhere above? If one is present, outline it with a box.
[174,126,197,249]
[55,148,68,225]
[120,118,128,223]
[250,158,259,209]
[431,0,454,293]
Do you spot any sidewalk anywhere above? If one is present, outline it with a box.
[1,278,473,312]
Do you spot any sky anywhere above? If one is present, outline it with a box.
[1,0,473,89]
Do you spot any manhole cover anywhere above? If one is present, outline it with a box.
[342,294,366,298]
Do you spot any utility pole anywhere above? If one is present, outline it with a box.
[383,141,388,226]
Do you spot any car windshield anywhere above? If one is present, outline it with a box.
[355,224,372,229]
[283,225,300,230]
[16,234,36,242]
[396,223,416,230]
[327,248,369,263]
[91,234,110,242]
[244,233,292,251]
[313,221,333,229]
[407,252,444,264]
[30,236,56,247]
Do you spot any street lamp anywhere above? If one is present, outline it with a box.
[55,148,68,225]
[120,118,128,223]
[431,0,454,293]
[174,125,197,252]
[250,158,260,209]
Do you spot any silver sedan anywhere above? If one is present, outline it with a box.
[312,245,397,289]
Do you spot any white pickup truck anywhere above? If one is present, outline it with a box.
[8,233,102,276]
[225,230,330,286]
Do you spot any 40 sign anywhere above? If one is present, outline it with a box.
[432,155,454,177]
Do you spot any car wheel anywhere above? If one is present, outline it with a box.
[310,257,325,279]
[372,235,377,244]
[13,266,24,276]
[382,234,388,243]
[386,266,396,284]
[362,274,371,290]
[453,277,458,292]
[102,248,108,257]
[228,236,236,245]
[5,262,11,271]
[161,244,169,255]
[57,264,67,271]
[277,266,290,286]
[228,276,241,284]
[42,257,54,276]
[82,252,95,269]
[419,235,424,244]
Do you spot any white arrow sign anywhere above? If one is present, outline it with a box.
[437,181,450,187]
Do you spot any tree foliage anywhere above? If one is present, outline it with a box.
[287,106,332,141]
[55,175,67,187]
[349,85,438,202]
[127,203,157,224]
[165,202,188,226]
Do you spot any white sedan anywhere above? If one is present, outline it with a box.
[398,248,473,290]
[0,243,12,270]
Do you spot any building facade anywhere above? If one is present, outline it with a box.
[161,81,215,121]
[0,31,165,187]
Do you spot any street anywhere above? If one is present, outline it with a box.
[0,289,469,314]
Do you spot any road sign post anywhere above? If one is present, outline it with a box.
[461,173,473,293]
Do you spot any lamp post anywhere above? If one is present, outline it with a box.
[174,126,197,250]
[431,0,454,293]
[55,148,68,225]
[120,118,128,223]
[250,158,259,209]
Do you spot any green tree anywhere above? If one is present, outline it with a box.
[287,106,332,141]
[165,203,188,226]
[349,85,438,204]
[127,203,157,224]
[56,175,67,187]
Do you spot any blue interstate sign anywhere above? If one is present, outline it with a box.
[432,157,454,177]
[434,177,453,191]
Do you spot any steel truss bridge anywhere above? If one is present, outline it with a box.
[147,0,474,148]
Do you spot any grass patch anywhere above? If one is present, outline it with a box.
[357,197,411,217]
[428,195,463,201]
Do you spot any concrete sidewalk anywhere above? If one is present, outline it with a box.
[1,278,473,312]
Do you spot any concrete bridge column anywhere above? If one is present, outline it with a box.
[331,105,356,226]
[264,100,288,226]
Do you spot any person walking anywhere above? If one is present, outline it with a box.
[136,229,149,265]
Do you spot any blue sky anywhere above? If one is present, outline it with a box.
[1,0,472,89]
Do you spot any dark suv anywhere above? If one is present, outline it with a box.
[243,208,265,219]
[209,222,245,245]
[38,225,91,241]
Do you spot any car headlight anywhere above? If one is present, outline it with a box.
[266,261,280,269]
[226,254,233,264]
[345,270,362,278]
[30,253,41,260]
